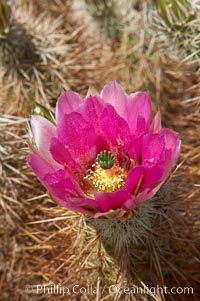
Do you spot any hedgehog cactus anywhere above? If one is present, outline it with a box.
[27,81,182,282]
[156,0,200,59]
[0,0,38,74]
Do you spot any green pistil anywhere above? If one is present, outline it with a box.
[97,150,115,170]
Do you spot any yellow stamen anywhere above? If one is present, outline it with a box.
[85,162,127,193]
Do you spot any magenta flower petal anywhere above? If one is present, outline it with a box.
[27,152,58,180]
[125,164,164,195]
[160,128,180,156]
[57,111,96,165]
[127,92,152,135]
[77,96,110,153]
[150,111,161,133]
[56,91,83,123]
[99,105,131,153]
[50,137,84,177]
[128,117,148,162]
[125,166,146,195]
[78,96,106,126]
[140,164,164,191]
[28,145,98,215]
[54,198,93,214]
[159,128,181,171]
[43,170,83,197]
[136,115,146,137]
[125,184,162,209]
[28,153,85,201]
[128,135,143,164]
[44,170,101,213]
[100,80,127,119]
[58,197,100,214]
[31,115,61,167]
[94,190,133,212]
[142,134,165,167]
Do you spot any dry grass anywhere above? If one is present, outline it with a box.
[0,1,200,301]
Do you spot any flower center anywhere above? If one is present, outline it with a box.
[84,151,127,193]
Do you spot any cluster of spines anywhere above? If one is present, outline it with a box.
[157,0,196,30]
[155,0,200,59]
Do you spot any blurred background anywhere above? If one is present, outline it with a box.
[0,0,200,300]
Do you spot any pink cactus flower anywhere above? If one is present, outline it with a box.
[27,81,181,219]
